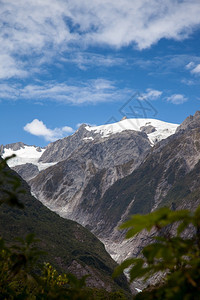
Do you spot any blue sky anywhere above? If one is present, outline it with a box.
[1,0,200,147]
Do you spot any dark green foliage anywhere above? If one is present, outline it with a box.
[0,155,25,208]
[0,236,93,299]
[113,206,200,299]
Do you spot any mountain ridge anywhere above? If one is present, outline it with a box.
[0,162,130,293]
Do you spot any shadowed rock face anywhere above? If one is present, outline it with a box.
[140,125,156,134]
[13,163,39,181]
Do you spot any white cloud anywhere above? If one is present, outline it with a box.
[181,79,195,86]
[185,62,200,75]
[139,88,162,100]
[166,94,188,105]
[185,62,195,70]
[134,55,200,74]
[191,64,200,74]
[0,54,28,79]
[61,53,125,70]
[24,119,74,142]
[1,1,200,78]
[0,79,131,104]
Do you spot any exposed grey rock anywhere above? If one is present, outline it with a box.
[140,125,156,134]
[13,163,39,181]
[39,124,102,163]
[3,142,26,151]
[0,145,4,156]
[29,130,151,222]
[36,147,43,152]
[176,110,200,133]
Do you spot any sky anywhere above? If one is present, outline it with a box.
[0,0,200,147]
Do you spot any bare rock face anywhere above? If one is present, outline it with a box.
[13,163,39,181]
[140,125,156,134]
[30,130,151,222]
[176,110,200,133]
[3,142,26,151]
[38,124,102,163]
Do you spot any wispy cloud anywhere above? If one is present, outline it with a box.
[181,79,195,86]
[1,1,200,79]
[0,79,131,104]
[140,88,162,100]
[24,119,74,142]
[191,64,200,75]
[185,62,195,70]
[0,54,28,79]
[185,61,200,77]
[135,55,200,73]
[61,53,125,70]
[166,94,188,105]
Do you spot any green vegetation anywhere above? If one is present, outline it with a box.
[0,157,130,299]
[114,206,200,299]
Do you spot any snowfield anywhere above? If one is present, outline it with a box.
[85,118,179,145]
[2,146,57,171]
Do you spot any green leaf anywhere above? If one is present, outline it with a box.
[113,258,138,278]
[129,259,148,282]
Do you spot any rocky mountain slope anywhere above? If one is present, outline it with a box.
[0,162,130,293]
[1,117,180,264]
[29,129,151,219]
[25,112,200,265]
[88,111,200,262]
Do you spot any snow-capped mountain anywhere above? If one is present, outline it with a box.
[85,118,178,145]
[1,118,178,172]
[27,117,179,226]
[3,113,200,291]
[29,112,200,271]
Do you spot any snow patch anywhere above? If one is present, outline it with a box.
[83,137,94,141]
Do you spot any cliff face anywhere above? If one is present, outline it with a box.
[29,130,151,222]
[0,163,130,293]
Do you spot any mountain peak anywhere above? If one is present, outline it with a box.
[85,118,178,144]
[176,110,200,133]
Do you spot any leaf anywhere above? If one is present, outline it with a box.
[113,258,138,278]
[129,259,148,282]
[120,207,172,238]
[177,220,190,235]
